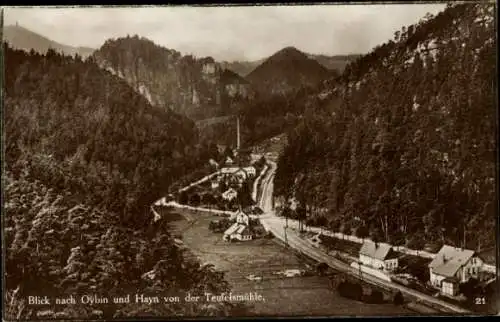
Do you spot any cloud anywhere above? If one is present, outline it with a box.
[3,4,446,61]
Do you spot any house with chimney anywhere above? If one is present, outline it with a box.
[216,116,256,186]
[428,245,484,296]
[358,241,399,272]
[223,209,253,242]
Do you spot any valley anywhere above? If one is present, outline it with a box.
[2,2,497,320]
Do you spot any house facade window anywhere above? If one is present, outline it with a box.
[442,282,454,296]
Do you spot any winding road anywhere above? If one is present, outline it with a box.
[256,160,471,314]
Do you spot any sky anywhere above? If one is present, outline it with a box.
[4,4,447,62]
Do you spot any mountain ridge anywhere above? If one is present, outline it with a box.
[3,24,95,58]
[93,35,254,121]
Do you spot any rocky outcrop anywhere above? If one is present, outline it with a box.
[93,36,253,120]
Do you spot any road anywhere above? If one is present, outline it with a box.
[165,209,412,316]
[256,161,471,315]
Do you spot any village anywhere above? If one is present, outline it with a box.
[154,117,268,243]
[153,120,496,314]
[278,210,497,311]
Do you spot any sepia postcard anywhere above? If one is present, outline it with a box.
[1,2,498,320]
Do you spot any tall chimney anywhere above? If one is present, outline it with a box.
[236,116,241,151]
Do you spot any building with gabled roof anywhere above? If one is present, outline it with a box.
[223,223,252,241]
[359,241,399,272]
[428,245,483,296]
[223,209,253,242]
[218,166,252,187]
[230,208,249,224]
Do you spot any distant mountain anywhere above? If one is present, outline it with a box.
[246,46,335,96]
[221,53,360,78]
[93,35,254,121]
[3,24,95,58]
[306,53,362,73]
[219,59,264,77]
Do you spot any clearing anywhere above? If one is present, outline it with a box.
[162,208,414,317]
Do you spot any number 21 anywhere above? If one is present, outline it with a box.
[475,297,486,305]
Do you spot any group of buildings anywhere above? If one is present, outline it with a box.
[211,156,257,201]
[222,209,254,242]
[358,240,495,297]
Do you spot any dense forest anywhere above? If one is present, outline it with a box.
[220,53,357,79]
[3,44,247,319]
[198,83,326,150]
[93,36,252,120]
[274,3,497,251]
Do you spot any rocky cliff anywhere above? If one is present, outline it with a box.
[93,36,252,120]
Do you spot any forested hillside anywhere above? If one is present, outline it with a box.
[274,3,496,251]
[198,83,326,149]
[93,36,253,120]
[306,53,362,73]
[246,46,335,96]
[220,53,359,77]
[3,44,245,319]
[200,47,341,148]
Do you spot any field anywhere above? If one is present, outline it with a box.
[162,208,414,317]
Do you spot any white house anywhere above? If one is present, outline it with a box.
[218,167,249,185]
[220,167,239,175]
[223,210,253,242]
[428,245,483,296]
[231,209,250,225]
[242,166,256,177]
[223,223,253,241]
[359,241,399,272]
[222,188,238,201]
